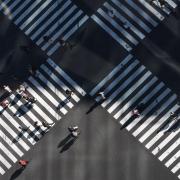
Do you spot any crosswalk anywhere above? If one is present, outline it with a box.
[91,0,178,51]
[0,0,89,56]
[0,58,86,175]
[90,54,180,179]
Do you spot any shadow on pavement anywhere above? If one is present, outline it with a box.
[9,167,24,180]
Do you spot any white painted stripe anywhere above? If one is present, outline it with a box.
[0,0,11,11]
[99,60,139,103]
[114,77,157,119]
[31,0,71,40]
[133,94,176,136]
[11,0,32,19]
[41,9,82,50]
[28,76,67,114]
[0,130,23,157]
[126,0,158,27]
[47,42,60,56]
[62,15,89,41]
[118,82,164,122]
[4,0,21,15]
[127,89,172,131]
[158,138,180,161]
[14,0,42,25]
[35,71,68,114]
[91,15,132,51]
[98,8,139,45]
[47,58,86,96]
[0,166,5,175]
[166,0,177,8]
[137,90,173,139]
[40,64,74,108]
[103,65,145,108]
[165,150,180,167]
[20,0,52,30]
[104,2,145,39]
[0,116,30,151]
[111,0,151,33]
[25,1,57,35]
[90,54,133,96]
[24,82,60,121]
[108,71,151,113]
[171,162,180,173]
[0,154,11,169]
[145,105,179,149]
[0,142,17,163]
[138,0,164,20]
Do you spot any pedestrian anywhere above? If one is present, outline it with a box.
[97,91,106,100]
[43,35,53,43]
[68,126,80,138]
[170,112,178,119]
[65,89,74,100]
[68,126,78,132]
[19,126,29,132]
[3,85,12,93]
[0,99,10,109]
[42,121,54,128]
[18,160,29,169]
[59,39,75,50]
[108,9,115,18]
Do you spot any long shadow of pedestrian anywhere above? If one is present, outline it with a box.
[60,138,76,153]
[57,134,72,148]
[10,167,24,180]
[56,98,70,109]
[86,101,102,114]
[120,115,137,130]
[157,118,172,133]
[165,120,180,133]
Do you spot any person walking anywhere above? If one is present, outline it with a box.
[65,89,74,100]
[42,121,54,128]
[0,99,10,109]
[68,126,80,138]
[19,160,29,169]
[97,91,106,100]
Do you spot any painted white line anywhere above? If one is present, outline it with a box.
[98,8,139,45]
[0,154,11,169]
[158,138,180,161]
[0,0,11,11]
[4,0,21,15]
[20,0,52,30]
[91,14,132,51]
[47,58,86,96]
[171,162,180,173]
[126,0,158,27]
[0,142,17,163]
[40,64,74,107]
[90,54,132,96]
[145,105,179,149]
[165,150,180,167]
[108,71,151,113]
[0,116,30,151]
[31,0,71,40]
[166,0,177,8]
[0,166,5,175]
[133,94,176,137]
[103,65,145,108]
[111,0,151,33]
[114,77,157,119]
[0,130,23,157]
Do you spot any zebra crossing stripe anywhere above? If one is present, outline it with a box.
[165,149,180,167]
[20,0,52,30]
[151,1,171,15]
[0,154,11,169]
[47,58,86,96]
[30,0,71,40]
[111,0,151,33]
[90,54,133,96]
[11,0,32,19]
[35,71,68,115]
[98,8,139,45]
[0,116,30,151]
[0,0,11,11]
[104,65,145,109]
[0,142,17,163]
[0,130,23,157]
[104,2,145,40]
[3,0,21,15]
[14,0,42,25]
[138,0,164,20]
[25,83,60,121]
[133,95,176,137]
[114,77,158,119]
[25,1,57,35]
[108,71,151,113]
[159,138,180,161]
[166,0,177,8]
[0,166,5,175]
[91,14,132,51]
[41,10,83,51]
[40,64,74,108]
[125,0,158,27]
[172,162,180,173]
